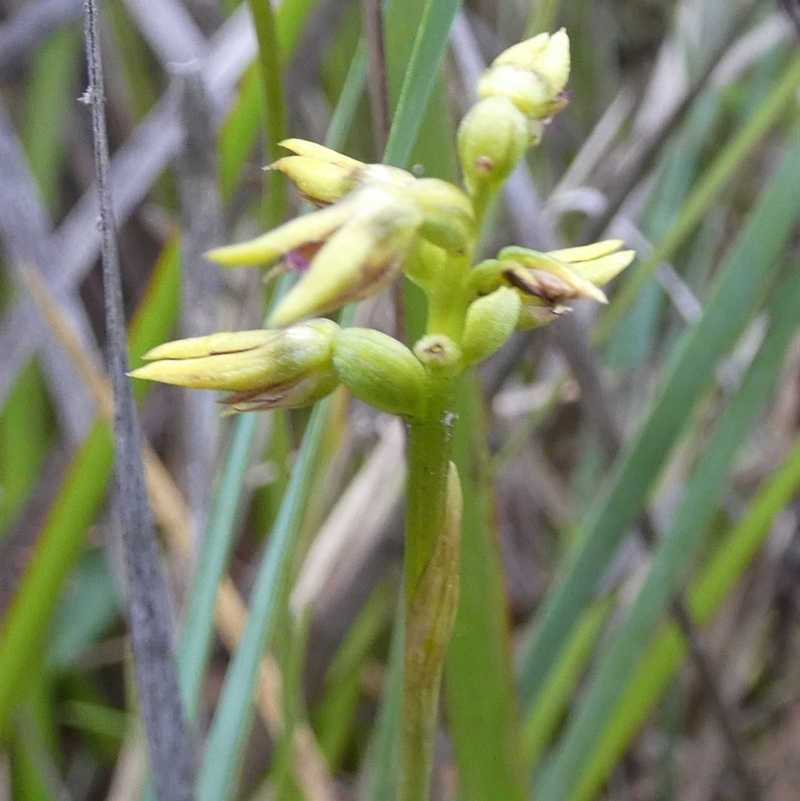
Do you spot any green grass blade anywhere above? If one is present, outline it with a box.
[383,0,461,169]
[571,430,800,801]
[176,413,258,720]
[0,424,114,736]
[522,597,612,768]
[517,124,800,714]
[196,398,332,801]
[246,0,288,224]
[535,255,800,801]
[594,52,800,346]
[22,25,81,209]
[444,375,528,801]
[363,598,405,801]
[0,360,54,536]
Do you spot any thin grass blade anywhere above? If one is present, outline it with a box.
[517,124,800,713]
[570,428,800,801]
[535,253,800,801]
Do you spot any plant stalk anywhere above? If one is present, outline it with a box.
[400,377,461,801]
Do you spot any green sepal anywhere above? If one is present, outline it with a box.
[466,259,505,297]
[461,287,521,368]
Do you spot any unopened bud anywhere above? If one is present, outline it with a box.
[478,29,570,121]
[129,320,340,412]
[458,97,529,197]
[270,139,363,204]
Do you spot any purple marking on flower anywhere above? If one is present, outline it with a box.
[284,248,312,273]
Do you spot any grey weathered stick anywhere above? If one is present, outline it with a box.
[81,1,196,799]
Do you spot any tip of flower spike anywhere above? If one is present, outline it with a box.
[478,29,571,121]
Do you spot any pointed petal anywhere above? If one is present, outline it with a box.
[547,240,624,263]
[278,138,363,169]
[205,199,355,266]
[570,250,636,286]
[141,330,278,361]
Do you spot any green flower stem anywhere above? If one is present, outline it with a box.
[404,378,458,599]
[424,253,472,341]
[401,396,461,801]
[398,176,504,799]
[399,246,471,799]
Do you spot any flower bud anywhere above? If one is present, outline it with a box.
[129,320,340,412]
[478,29,570,121]
[270,139,363,205]
[407,178,476,254]
[271,156,358,206]
[461,287,520,368]
[458,97,529,197]
[332,328,426,418]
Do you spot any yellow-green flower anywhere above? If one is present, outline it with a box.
[500,240,635,328]
[469,240,635,330]
[128,320,340,413]
[206,142,476,328]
